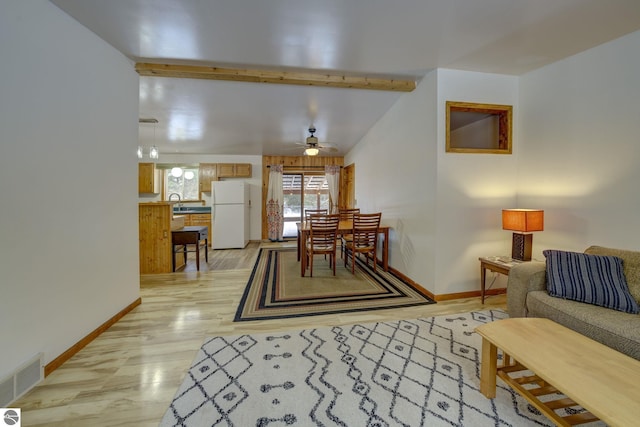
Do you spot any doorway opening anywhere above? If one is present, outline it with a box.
[282,173,329,238]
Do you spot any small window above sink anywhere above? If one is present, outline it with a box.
[158,165,200,201]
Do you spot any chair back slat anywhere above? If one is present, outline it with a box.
[305,214,340,276]
[338,208,360,222]
[305,209,328,220]
[309,214,340,247]
[343,212,382,274]
[352,212,381,249]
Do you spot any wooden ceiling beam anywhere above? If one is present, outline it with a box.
[135,63,416,92]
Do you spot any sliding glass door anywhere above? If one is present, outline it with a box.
[282,173,329,238]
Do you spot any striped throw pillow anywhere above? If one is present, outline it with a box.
[544,250,640,314]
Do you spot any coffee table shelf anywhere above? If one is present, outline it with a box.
[476,318,640,426]
[497,361,599,426]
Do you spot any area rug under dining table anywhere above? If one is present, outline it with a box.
[160,309,598,426]
[234,247,435,321]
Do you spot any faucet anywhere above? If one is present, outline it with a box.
[168,193,182,211]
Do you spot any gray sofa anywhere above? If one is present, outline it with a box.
[507,245,640,360]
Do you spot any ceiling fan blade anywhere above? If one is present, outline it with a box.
[322,146,339,153]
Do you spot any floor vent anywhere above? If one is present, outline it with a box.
[0,353,43,406]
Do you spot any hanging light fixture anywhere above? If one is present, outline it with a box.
[171,167,183,177]
[304,126,320,156]
[138,118,160,159]
[150,119,159,159]
[305,147,319,156]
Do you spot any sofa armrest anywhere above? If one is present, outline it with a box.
[507,261,547,317]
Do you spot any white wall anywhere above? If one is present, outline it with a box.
[346,69,519,296]
[0,1,140,377]
[146,154,263,241]
[518,30,640,256]
[435,69,519,295]
[349,29,640,297]
[347,72,439,292]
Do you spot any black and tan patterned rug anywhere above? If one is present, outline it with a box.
[234,247,435,321]
[160,310,601,426]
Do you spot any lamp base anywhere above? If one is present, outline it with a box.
[512,233,533,261]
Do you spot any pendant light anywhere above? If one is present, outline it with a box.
[138,118,160,159]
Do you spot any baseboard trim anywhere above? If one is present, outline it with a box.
[387,265,436,300]
[434,288,506,302]
[385,261,506,302]
[44,297,142,377]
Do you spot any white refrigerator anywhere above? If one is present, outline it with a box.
[211,181,250,249]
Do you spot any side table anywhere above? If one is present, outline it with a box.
[479,256,522,304]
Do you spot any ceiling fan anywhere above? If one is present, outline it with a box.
[295,126,338,156]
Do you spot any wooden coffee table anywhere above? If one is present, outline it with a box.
[476,318,640,426]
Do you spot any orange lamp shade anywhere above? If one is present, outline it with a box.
[502,209,544,232]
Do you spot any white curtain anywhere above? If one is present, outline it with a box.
[325,165,340,214]
[266,164,284,241]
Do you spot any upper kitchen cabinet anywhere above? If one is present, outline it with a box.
[217,163,252,178]
[200,163,252,192]
[138,162,160,194]
[198,163,218,192]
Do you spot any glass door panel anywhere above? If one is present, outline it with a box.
[303,175,329,215]
[283,174,302,238]
[282,173,329,238]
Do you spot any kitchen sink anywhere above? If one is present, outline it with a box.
[173,207,211,214]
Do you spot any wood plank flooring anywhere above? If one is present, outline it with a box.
[14,241,506,426]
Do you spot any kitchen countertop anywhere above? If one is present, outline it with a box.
[172,207,211,214]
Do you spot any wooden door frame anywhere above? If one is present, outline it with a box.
[261,156,344,239]
[340,163,355,209]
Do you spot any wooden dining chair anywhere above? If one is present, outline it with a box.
[338,208,360,259]
[306,214,340,276]
[304,209,328,220]
[301,209,329,258]
[344,212,382,274]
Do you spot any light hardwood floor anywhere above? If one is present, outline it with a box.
[15,242,506,426]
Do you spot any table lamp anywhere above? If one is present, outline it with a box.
[502,209,544,261]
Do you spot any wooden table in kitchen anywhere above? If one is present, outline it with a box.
[171,225,208,271]
[297,220,390,277]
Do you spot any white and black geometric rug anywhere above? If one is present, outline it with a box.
[160,310,604,426]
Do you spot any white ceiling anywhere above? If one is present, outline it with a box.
[51,0,640,157]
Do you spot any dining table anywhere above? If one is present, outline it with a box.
[297,220,390,277]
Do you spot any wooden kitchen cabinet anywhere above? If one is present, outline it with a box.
[199,163,251,191]
[139,203,173,273]
[234,163,252,177]
[198,163,218,192]
[217,163,252,178]
[138,162,160,194]
[217,163,235,177]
